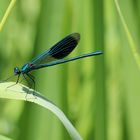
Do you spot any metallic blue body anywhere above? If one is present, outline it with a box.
[21,64,30,73]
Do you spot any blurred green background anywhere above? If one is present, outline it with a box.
[0,0,140,140]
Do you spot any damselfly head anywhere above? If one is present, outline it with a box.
[14,67,21,75]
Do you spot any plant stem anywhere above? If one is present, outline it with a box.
[0,0,16,32]
[114,0,140,70]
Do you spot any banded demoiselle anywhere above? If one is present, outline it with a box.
[13,33,102,87]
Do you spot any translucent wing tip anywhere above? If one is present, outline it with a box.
[70,33,80,43]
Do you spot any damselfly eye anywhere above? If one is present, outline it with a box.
[14,67,21,75]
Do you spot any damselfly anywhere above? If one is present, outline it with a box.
[12,33,102,87]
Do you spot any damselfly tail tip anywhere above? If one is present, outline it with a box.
[98,51,103,54]
[91,51,103,55]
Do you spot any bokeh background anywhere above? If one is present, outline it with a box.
[0,0,140,140]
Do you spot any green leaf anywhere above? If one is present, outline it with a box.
[0,135,12,140]
[0,82,83,140]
